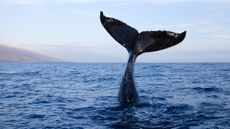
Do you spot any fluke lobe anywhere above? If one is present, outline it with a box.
[100,11,186,105]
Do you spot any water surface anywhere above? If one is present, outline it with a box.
[0,63,230,129]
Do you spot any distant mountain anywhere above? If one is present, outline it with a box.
[0,45,60,62]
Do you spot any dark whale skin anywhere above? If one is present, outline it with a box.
[100,11,186,105]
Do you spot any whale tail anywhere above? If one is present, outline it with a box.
[100,11,186,105]
[100,11,186,55]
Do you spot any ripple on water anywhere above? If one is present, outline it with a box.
[192,86,223,93]
[26,114,46,119]
[0,63,230,129]
[165,104,195,114]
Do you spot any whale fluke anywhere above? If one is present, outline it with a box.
[100,11,138,52]
[100,11,186,105]
[135,30,186,55]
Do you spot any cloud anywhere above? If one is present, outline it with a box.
[140,0,230,4]
[0,38,18,47]
[0,0,117,5]
[1,0,230,5]
[0,0,42,5]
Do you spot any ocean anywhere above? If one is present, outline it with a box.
[0,63,229,129]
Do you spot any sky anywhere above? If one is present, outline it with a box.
[0,0,229,62]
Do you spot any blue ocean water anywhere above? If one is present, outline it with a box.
[0,63,230,129]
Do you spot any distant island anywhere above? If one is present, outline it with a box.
[0,45,60,62]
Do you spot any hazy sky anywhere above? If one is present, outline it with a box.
[0,0,229,62]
